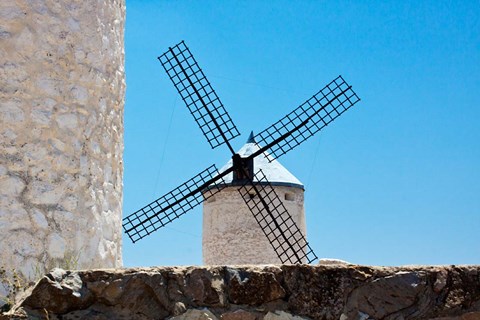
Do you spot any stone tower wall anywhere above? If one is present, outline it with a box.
[203,185,306,265]
[0,0,125,280]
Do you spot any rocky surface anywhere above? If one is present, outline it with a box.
[1,265,479,319]
[0,0,125,284]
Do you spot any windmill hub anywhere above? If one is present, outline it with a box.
[232,153,254,182]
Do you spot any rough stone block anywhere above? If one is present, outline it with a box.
[5,265,478,320]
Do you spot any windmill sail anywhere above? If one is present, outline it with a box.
[253,75,360,161]
[123,164,227,242]
[127,41,361,266]
[238,169,318,264]
[158,41,240,151]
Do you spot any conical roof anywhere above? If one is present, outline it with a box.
[217,132,304,189]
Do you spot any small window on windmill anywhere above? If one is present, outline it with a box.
[285,193,295,201]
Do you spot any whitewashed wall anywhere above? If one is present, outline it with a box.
[203,186,306,265]
[0,0,125,280]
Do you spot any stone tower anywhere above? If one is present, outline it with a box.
[0,0,125,281]
[202,133,307,265]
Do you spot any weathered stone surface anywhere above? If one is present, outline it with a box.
[220,309,258,320]
[173,302,188,316]
[2,265,479,320]
[226,266,285,305]
[21,268,92,314]
[430,312,480,320]
[0,0,125,291]
[184,267,226,307]
[283,265,355,319]
[171,309,218,320]
[264,311,308,320]
[342,271,431,319]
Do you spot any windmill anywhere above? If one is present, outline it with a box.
[123,41,361,264]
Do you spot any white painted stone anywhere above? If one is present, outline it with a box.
[0,4,24,20]
[13,232,44,257]
[62,195,78,212]
[0,174,25,197]
[0,206,30,231]
[101,211,116,241]
[0,0,125,291]
[65,19,80,33]
[36,77,61,97]
[70,85,88,104]
[90,140,101,154]
[56,113,78,130]
[24,143,48,161]
[49,138,67,152]
[0,63,28,91]
[74,48,86,61]
[171,309,218,320]
[0,99,24,122]
[31,108,53,126]
[27,181,64,205]
[97,239,120,266]
[0,287,7,307]
[98,97,107,112]
[43,98,57,110]
[84,114,97,137]
[104,240,118,261]
[48,233,66,259]
[29,1,49,15]
[264,311,309,320]
[32,209,49,229]
[0,129,17,144]
[318,258,352,265]
[18,257,39,280]
[2,146,18,155]
[15,27,33,50]
[0,28,10,40]
[54,154,77,173]
[53,211,76,236]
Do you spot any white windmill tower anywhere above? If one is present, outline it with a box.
[0,0,125,287]
[202,132,307,265]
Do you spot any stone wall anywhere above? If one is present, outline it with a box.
[3,265,479,319]
[0,0,125,282]
[203,186,306,265]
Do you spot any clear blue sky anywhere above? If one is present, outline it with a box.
[123,1,479,267]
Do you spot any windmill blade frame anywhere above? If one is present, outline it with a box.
[252,75,360,161]
[127,41,361,266]
[238,169,318,264]
[158,41,240,152]
[123,164,231,243]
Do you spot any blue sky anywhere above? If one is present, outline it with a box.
[122,1,480,266]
